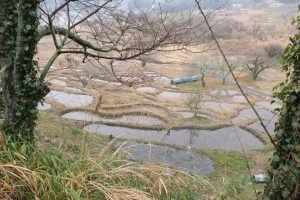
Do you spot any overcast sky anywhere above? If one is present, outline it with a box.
[42,0,296,13]
[125,0,263,11]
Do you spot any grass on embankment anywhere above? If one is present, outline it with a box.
[175,117,213,126]
[199,148,272,199]
[0,138,210,200]
[0,111,212,200]
[0,110,271,199]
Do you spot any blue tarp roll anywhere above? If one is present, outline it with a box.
[171,76,199,85]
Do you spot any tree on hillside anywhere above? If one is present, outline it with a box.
[199,64,207,87]
[245,56,270,80]
[251,21,264,40]
[0,0,205,142]
[213,18,247,39]
[218,57,239,85]
[264,43,284,59]
[191,59,209,88]
[185,89,202,118]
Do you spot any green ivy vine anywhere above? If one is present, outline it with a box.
[264,5,300,200]
[0,1,49,142]
[14,1,49,141]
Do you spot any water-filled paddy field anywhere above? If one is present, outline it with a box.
[39,74,280,173]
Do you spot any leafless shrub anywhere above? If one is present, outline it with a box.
[185,91,202,117]
[264,44,284,59]
[245,57,270,80]
[213,18,247,39]
[38,0,209,85]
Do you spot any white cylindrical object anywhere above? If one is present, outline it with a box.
[254,174,268,183]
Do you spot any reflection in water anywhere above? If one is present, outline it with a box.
[189,129,198,146]
[84,124,264,150]
[232,108,278,123]
[116,141,214,174]
[247,119,276,135]
[255,101,281,110]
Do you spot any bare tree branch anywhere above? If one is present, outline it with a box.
[37,0,209,85]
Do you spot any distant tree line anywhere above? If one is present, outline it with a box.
[129,0,264,11]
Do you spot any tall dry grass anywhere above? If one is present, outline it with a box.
[0,134,211,200]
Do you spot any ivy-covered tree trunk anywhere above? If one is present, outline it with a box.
[264,9,300,200]
[0,0,48,141]
[0,1,18,129]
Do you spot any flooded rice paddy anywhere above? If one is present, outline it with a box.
[64,87,83,93]
[37,102,52,110]
[136,87,158,94]
[230,95,247,103]
[49,79,67,87]
[199,102,240,110]
[158,91,191,101]
[247,120,276,135]
[62,112,103,122]
[255,101,281,110]
[84,124,264,150]
[210,89,241,96]
[46,90,94,107]
[62,111,165,126]
[53,88,272,151]
[116,141,214,174]
[232,108,278,123]
[42,77,277,152]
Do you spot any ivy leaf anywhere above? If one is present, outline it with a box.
[281,189,290,198]
[4,21,12,26]
[275,130,283,138]
[273,155,280,163]
[292,121,298,129]
[0,27,5,33]
[29,11,36,16]
[26,24,32,31]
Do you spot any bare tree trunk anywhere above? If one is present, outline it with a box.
[201,76,206,87]
[222,77,226,85]
[252,71,258,80]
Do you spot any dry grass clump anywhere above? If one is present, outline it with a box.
[0,136,211,200]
